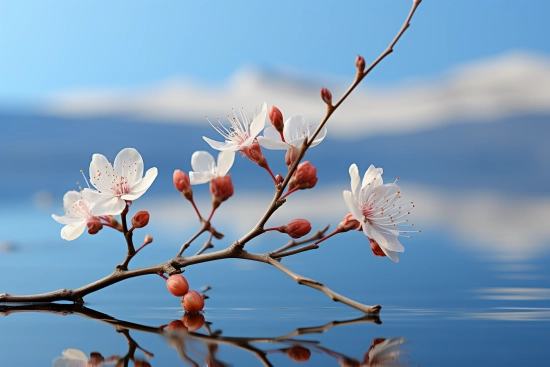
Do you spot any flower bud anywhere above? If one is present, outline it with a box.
[279,219,312,239]
[166,274,189,297]
[285,146,299,167]
[241,142,268,168]
[182,312,205,331]
[288,161,318,190]
[173,169,193,200]
[321,87,333,106]
[210,175,234,208]
[89,352,104,367]
[133,359,151,367]
[181,290,205,313]
[286,345,311,362]
[144,233,153,245]
[87,217,103,235]
[337,213,361,232]
[356,54,366,73]
[275,174,284,185]
[369,238,386,257]
[131,210,150,229]
[269,105,284,132]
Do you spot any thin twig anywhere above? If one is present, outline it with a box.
[269,224,330,255]
[195,232,214,256]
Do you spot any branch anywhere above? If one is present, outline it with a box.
[269,224,329,255]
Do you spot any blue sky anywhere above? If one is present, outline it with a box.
[1,0,549,105]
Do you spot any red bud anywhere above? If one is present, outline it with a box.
[210,175,234,208]
[356,54,366,73]
[181,290,205,313]
[369,238,386,257]
[269,105,284,132]
[337,213,361,232]
[289,161,318,190]
[241,142,268,168]
[279,219,312,239]
[87,218,103,234]
[166,274,189,297]
[285,146,299,167]
[321,87,333,106]
[286,345,311,362]
[131,210,150,228]
[173,169,193,200]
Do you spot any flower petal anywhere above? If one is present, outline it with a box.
[190,171,215,185]
[362,165,384,189]
[309,125,327,147]
[217,150,235,176]
[123,167,158,200]
[191,151,216,173]
[60,222,87,241]
[263,126,282,141]
[62,190,82,208]
[349,164,361,198]
[257,136,289,150]
[249,102,267,139]
[363,222,404,256]
[114,148,144,187]
[343,190,363,222]
[283,115,307,142]
[52,213,79,225]
[88,153,113,193]
[203,136,232,151]
[89,196,126,216]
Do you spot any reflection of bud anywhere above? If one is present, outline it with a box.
[87,217,103,234]
[210,175,234,208]
[289,161,318,190]
[286,345,311,362]
[132,211,150,228]
[89,352,104,367]
[369,238,386,257]
[321,87,333,106]
[338,213,361,232]
[269,105,284,132]
[173,169,193,200]
[279,219,312,239]
[166,319,187,331]
[133,359,151,367]
[363,337,405,365]
[182,312,205,332]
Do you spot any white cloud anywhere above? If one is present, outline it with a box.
[143,183,550,263]
[46,52,550,138]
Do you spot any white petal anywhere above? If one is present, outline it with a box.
[257,136,289,150]
[190,171,215,185]
[60,222,87,241]
[363,223,401,262]
[217,150,235,176]
[203,136,233,151]
[249,101,267,139]
[123,167,158,200]
[309,125,327,147]
[90,196,126,216]
[114,148,144,187]
[62,348,88,361]
[191,151,216,173]
[283,115,307,142]
[263,126,282,141]
[62,190,82,208]
[362,165,384,189]
[88,153,113,193]
[343,190,363,221]
[349,164,361,198]
[286,136,306,148]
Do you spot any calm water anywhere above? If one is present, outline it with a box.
[1,115,549,366]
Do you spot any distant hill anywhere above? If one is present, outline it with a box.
[1,111,549,201]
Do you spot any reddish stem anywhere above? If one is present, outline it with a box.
[280,186,299,200]
[189,198,203,221]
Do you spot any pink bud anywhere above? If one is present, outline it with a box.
[87,217,103,235]
[279,219,312,239]
[210,175,234,208]
[275,174,284,185]
[241,142,268,168]
[356,54,366,73]
[337,213,361,232]
[173,169,193,200]
[269,105,284,132]
[131,210,150,228]
[369,238,386,257]
[321,87,333,106]
[289,161,318,190]
[285,146,299,167]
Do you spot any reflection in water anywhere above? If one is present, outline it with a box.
[0,304,407,367]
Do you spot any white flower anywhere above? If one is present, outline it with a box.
[189,150,235,185]
[82,148,157,215]
[343,164,414,263]
[203,102,267,152]
[257,115,327,150]
[52,191,97,241]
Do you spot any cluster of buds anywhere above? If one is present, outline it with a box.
[164,274,205,314]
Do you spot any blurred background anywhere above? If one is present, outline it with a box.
[1,1,550,365]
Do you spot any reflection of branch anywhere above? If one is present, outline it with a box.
[0,304,383,367]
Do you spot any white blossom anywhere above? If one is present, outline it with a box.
[52,191,96,241]
[189,150,235,185]
[257,115,327,150]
